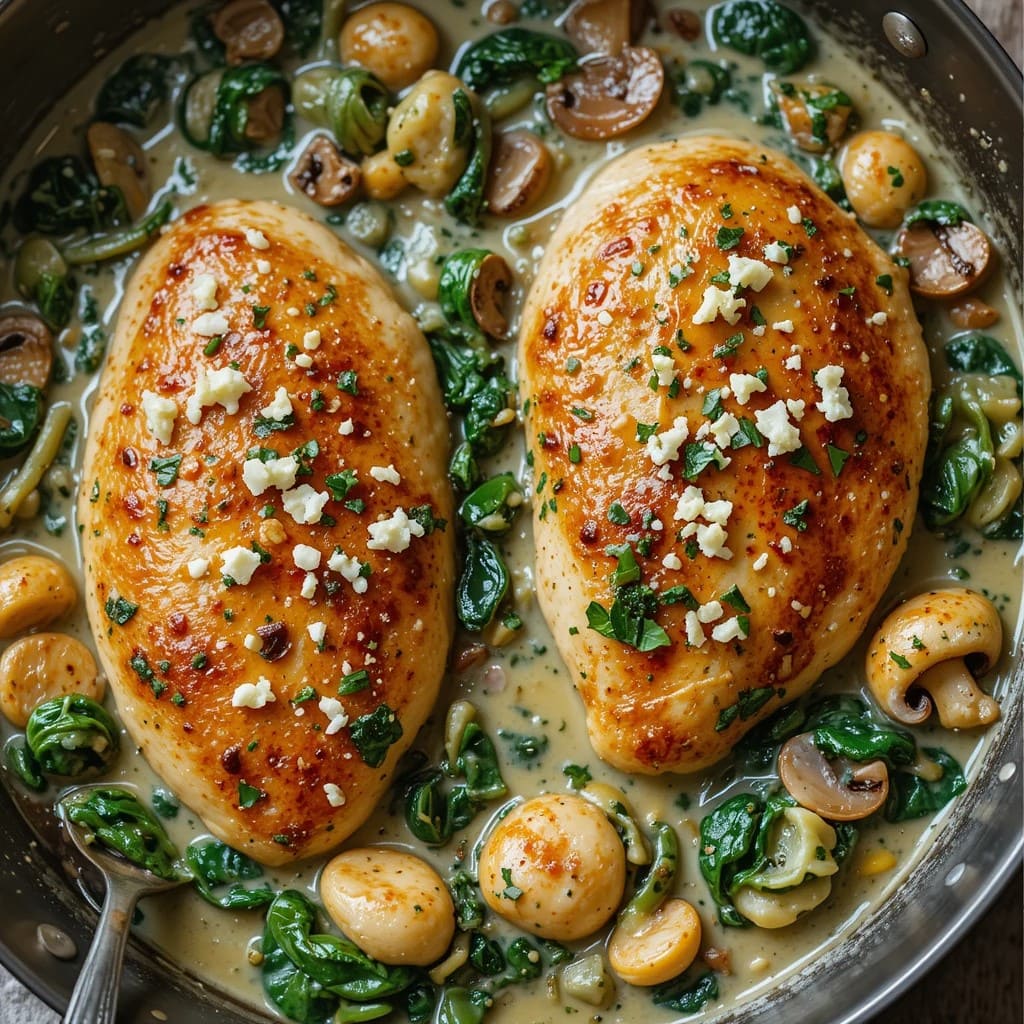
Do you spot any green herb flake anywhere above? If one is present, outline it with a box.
[500,866,523,901]
[104,596,138,625]
[827,443,851,477]
[782,499,810,532]
[876,274,894,295]
[149,454,182,487]
[889,650,912,670]
[716,226,744,250]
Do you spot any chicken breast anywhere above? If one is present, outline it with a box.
[79,200,454,864]
[519,136,929,774]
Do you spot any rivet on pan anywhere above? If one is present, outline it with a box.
[944,863,966,887]
[36,923,78,961]
[882,12,928,58]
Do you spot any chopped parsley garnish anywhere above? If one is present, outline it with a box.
[660,585,699,610]
[253,414,294,438]
[715,686,776,731]
[563,763,592,789]
[876,274,894,295]
[349,703,403,768]
[789,447,821,476]
[290,686,317,704]
[802,217,818,237]
[720,585,750,613]
[827,443,850,477]
[886,165,905,188]
[149,454,182,487]
[607,501,630,525]
[252,305,271,329]
[782,499,811,531]
[500,867,523,901]
[565,356,581,374]
[325,469,358,501]
[636,421,659,442]
[683,442,727,481]
[339,669,370,694]
[713,333,744,359]
[716,226,744,250]
[571,406,594,420]
[568,443,581,464]
[104,596,138,625]
[202,336,222,356]
[889,651,912,669]
[238,781,265,809]
[702,389,725,421]
[337,370,359,395]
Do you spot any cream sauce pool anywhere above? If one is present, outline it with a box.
[0,1,1020,1022]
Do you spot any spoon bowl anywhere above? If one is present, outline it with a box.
[57,783,187,1024]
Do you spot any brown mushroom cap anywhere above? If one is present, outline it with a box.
[546,46,664,141]
[470,253,513,341]
[290,135,362,207]
[949,297,999,330]
[778,733,889,821]
[212,0,285,65]
[485,130,553,218]
[896,220,994,299]
[86,122,150,221]
[0,315,54,391]
[663,7,702,40]
[864,587,1003,727]
[564,0,650,56]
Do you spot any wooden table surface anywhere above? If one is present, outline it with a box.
[0,3,1021,1024]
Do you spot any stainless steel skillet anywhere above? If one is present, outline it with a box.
[0,0,1019,1021]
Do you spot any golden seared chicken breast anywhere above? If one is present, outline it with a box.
[519,136,929,774]
[79,200,454,864]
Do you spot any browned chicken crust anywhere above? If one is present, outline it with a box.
[79,200,454,863]
[519,136,930,774]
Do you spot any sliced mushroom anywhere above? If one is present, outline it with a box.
[0,315,53,391]
[769,80,852,154]
[86,122,150,220]
[470,253,513,340]
[564,0,650,56]
[895,220,994,299]
[546,46,664,141]
[484,0,519,24]
[485,130,553,217]
[212,0,284,64]
[949,297,999,330]
[663,7,702,40]
[864,587,1002,729]
[289,135,362,206]
[244,87,286,143]
[778,733,889,821]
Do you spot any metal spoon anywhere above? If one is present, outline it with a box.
[57,784,186,1024]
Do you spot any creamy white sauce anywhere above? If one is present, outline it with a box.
[0,2,1020,1022]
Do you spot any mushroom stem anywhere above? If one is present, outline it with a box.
[915,657,1000,729]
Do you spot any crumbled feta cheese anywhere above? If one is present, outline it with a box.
[293,544,322,571]
[256,259,271,275]
[685,610,706,648]
[187,557,210,579]
[295,353,314,369]
[662,552,683,571]
[696,522,733,560]
[242,454,299,496]
[303,329,321,351]
[282,485,329,525]
[308,621,327,645]
[786,399,806,422]
[300,573,317,599]
[338,419,355,436]
[727,255,773,292]
[763,241,790,265]
[193,311,230,338]
[754,401,802,456]
[367,507,425,553]
[729,373,768,405]
[697,601,724,624]
[701,498,733,526]
[260,386,293,420]
[327,549,369,594]
[753,552,769,571]
[141,390,178,445]
[323,782,346,807]
[318,696,348,735]
[646,416,689,466]
[815,364,854,422]
[597,309,613,326]
[787,205,802,224]
[674,485,705,522]
[245,227,270,250]
[232,676,275,709]
[779,536,794,554]
[244,633,263,652]
[186,366,253,424]
[709,412,740,450]
[370,464,401,485]
[870,311,888,326]
[784,354,802,371]
[220,546,262,586]
[712,617,746,643]
[692,285,746,326]
[191,273,219,311]
[651,350,675,387]
[772,319,795,333]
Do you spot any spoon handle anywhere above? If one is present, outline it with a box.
[62,878,140,1024]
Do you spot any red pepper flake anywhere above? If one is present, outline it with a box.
[599,236,634,260]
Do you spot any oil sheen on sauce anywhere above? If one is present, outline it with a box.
[0,2,1020,1022]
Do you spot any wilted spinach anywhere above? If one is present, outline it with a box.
[186,839,275,909]
[885,747,967,822]
[13,156,128,235]
[60,787,183,881]
[96,54,174,126]
[455,28,578,92]
[23,694,120,777]
[711,0,812,73]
